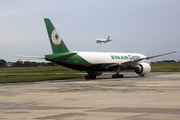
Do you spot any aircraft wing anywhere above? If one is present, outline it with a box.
[106,51,177,69]
[106,63,119,69]
[120,58,144,66]
[145,51,177,59]
[105,59,144,69]
[121,51,177,65]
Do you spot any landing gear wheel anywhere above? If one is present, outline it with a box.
[112,74,124,78]
[85,75,96,79]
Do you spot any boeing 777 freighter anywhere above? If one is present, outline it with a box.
[19,18,177,79]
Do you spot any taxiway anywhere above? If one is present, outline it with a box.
[0,72,180,120]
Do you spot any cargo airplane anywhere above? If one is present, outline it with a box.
[20,18,177,79]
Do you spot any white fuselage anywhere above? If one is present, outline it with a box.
[96,39,111,43]
[76,51,149,66]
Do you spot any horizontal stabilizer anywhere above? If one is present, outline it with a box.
[16,55,45,59]
[54,53,77,59]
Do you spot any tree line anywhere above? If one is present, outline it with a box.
[151,60,179,64]
[0,59,58,67]
[0,59,180,68]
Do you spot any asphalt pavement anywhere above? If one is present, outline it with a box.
[0,72,180,120]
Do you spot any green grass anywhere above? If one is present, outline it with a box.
[0,66,85,83]
[1,63,179,74]
[0,66,81,73]
[0,74,85,83]
[0,63,179,83]
[151,62,180,72]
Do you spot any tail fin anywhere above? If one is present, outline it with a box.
[107,36,110,40]
[44,18,69,53]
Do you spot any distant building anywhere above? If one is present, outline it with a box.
[6,62,14,67]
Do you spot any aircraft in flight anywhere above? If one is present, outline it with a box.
[20,18,177,79]
[96,36,112,44]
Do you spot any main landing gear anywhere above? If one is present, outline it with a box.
[85,71,102,79]
[112,65,124,78]
[112,74,124,78]
[85,75,96,79]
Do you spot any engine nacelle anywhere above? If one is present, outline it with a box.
[134,62,151,76]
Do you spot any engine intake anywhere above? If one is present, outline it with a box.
[134,62,151,76]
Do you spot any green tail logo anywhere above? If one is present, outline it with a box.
[44,18,69,53]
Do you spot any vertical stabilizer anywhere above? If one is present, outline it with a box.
[44,18,69,53]
[107,36,110,40]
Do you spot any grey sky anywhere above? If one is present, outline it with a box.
[0,0,179,62]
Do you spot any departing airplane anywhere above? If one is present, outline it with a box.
[96,36,112,44]
[20,18,177,79]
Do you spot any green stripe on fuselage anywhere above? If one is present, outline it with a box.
[45,52,90,65]
[45,53,116,71]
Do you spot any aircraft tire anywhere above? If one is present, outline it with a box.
[85,75,96,79]
[112,74,123,78]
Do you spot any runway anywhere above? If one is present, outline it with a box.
[0,72,180,120]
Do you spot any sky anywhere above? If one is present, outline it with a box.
[0,0,180,62]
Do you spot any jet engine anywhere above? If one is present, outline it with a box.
[134,62,151,76]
